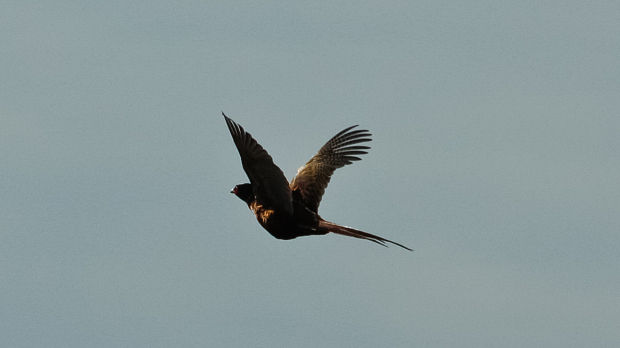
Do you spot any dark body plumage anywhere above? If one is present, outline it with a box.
[224,113,411,250]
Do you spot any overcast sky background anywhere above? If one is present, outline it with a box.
[2,1,619,347]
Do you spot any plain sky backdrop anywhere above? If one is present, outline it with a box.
[2,1,619,347]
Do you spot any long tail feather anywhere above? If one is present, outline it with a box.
[319,220,412,251]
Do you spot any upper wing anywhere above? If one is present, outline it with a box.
[223,113,293,215]
[290,125,371,212]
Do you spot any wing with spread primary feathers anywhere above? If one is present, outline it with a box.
[223,113,293,215]
[290,125,371,212]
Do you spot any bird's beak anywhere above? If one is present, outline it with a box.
[230,189,234,194]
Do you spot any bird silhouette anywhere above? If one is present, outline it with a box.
[223,112,411,250]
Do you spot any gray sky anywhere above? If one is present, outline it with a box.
[2,1,619,347]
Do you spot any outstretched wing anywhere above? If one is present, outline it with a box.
[290,125,371,212]
[223,113,293,215]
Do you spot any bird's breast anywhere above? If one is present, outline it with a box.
[248,201,300,239]
[249,201,275,225]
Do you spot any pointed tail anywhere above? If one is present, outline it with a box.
[319,220,412,251]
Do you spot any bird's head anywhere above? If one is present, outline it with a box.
[231,183,254,204]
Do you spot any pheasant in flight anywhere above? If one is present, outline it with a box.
[223,113,411,250]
